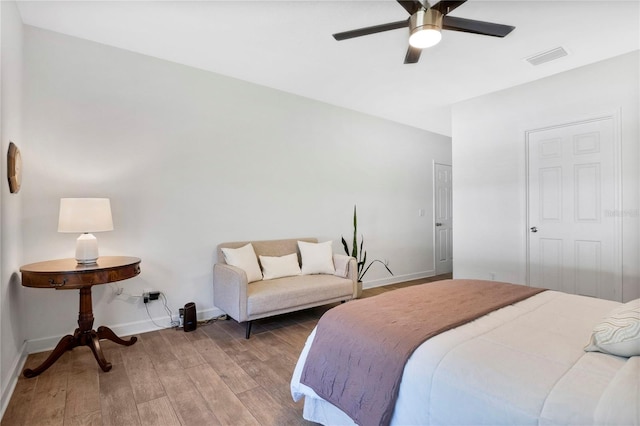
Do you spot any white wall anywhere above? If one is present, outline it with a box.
[21,26,451,349]
[0,0,25,415]
[452,51,639,302]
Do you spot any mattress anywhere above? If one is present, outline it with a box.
[291,290,640,425]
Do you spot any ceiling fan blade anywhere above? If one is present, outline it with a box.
[431,1,467,15]
[397,0,424,15]
[333,19,409,41]
[404,46,422,64]
[442,16,515,37]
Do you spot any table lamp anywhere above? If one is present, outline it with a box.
[58,198,114,264]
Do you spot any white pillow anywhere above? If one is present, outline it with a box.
[584,298,640,357]
[221,243,263,283]
[259,253,301,280]
[298,240,335,275]
[333,254,351,278]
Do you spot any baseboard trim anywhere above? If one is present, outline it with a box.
[0,341,29,420]
[362,270,437,289]
[25,306,225,354]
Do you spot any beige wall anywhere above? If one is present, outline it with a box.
[452,51,640,302]
[0,0,25,414]
[20,26,452,351]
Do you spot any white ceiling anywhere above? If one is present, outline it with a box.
[16,0,640,136]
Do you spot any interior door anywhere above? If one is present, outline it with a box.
[434,163,453,275]
[527,117,621,301]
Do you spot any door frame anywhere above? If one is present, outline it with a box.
[433,161,453,276]
[524,111,623,294]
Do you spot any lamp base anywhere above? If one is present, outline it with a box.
[76,233,99,264]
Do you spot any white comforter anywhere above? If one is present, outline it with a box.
[291,290,640,425]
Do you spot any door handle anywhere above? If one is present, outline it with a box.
[436,223,443,226]
[530,226,538,233]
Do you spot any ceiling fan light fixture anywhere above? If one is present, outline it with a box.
[409,9,443,49]
[409,28,442,49]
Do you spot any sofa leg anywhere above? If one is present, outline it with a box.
[245,321,252,339]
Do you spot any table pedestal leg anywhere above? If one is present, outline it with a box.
[23,334,78,378]
[97,326,137,346]
[23,286,137,378]
[87,331,111,372]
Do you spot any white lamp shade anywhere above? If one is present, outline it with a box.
[58,198,114,233]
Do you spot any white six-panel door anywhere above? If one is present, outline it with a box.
[527,116,621,301]
[435,163,453,275]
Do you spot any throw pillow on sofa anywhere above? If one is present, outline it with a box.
[221,243,263,283]
[298,240,335,275]
[333,254,351,278]
[259,253,302,280]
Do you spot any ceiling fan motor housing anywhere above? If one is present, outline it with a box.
[410,9,444,34]
[409,9,444,48]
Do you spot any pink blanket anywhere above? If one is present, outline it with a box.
[300,279,545,426]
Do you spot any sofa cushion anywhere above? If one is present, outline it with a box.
[221,243,263,283]
[259,253,301,280]
[298,240,335,275]
[218,238,317,266]
[247,275,353,316]
[333,254,352,278]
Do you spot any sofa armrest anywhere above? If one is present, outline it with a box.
[213,263,249,322]
[333,254,359,297]
[347,257,360,298]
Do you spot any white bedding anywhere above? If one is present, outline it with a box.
[291,290,640,425]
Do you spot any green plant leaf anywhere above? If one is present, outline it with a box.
[341,237,349,256]
[353,205,357,229]
[359,259,394,281]
[383,263,394,275]
[352,205,358,258]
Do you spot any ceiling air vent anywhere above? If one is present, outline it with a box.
[525,47,568,66]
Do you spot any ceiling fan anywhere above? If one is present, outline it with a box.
[333,0,515,64]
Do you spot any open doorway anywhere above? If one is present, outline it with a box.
[434,163,453,275]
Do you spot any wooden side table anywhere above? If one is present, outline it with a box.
[20,256,141,378]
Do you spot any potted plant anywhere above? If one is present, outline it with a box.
[341,206,393,295]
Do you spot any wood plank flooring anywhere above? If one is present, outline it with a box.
[2,274,451,426]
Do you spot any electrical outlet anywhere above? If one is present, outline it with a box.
[143,290,160,303]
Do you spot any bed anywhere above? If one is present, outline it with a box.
[290,279,639,425]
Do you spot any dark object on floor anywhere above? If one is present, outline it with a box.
[183,302,197,332]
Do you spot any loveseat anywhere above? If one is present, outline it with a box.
[213,238,359,338]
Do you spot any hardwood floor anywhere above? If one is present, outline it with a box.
[1,274,452,426]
